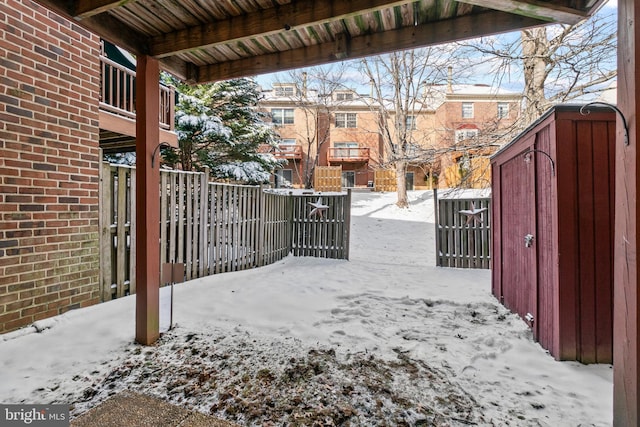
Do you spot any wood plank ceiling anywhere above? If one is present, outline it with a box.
[35,0,606,83]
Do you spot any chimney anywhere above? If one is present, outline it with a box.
[302,72,308,98]
[447,66,453,94]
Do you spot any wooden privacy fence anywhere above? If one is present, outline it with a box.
[442,157,491,189]
[374,169,396,192]
[434,189,491,269]
[314,166,341,192]
[99,164,351,300]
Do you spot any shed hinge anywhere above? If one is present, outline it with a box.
[525,312,535,324]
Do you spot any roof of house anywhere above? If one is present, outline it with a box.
[261,82,522,113]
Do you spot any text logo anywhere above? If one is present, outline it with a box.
[1,405,69,426]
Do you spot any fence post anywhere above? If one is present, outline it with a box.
[199,169,208,277]
[116,167,128,298]
[344,189,352,260]
[257,186,266,267]
[287,191,294,255]
[99,161,112,302]
[433,188,440,267]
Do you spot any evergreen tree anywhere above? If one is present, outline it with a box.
[164,77,282,184]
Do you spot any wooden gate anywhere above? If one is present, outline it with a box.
[99,163,136,301]
[290,191,351,259]
[434,189,491,269]
[314,166,341,192]
[374,169,396,192]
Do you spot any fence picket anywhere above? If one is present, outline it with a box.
[116,167,127,297]
[199,172,208,277]
[160,172,168,273]
[168,172,177,264]
[207,183,214,275]
[129,168,136,295]
[177,173,185,265]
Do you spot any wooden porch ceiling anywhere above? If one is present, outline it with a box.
[35,0,605,84]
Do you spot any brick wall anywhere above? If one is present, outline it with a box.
[0,0,101,333]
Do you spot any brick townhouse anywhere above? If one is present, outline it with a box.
[260,80,521,190]
[0,0,175,333]
[0,0,102,333]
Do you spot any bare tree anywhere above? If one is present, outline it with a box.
[460,7,617,126]
[358,48,458,207]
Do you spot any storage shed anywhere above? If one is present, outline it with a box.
[491,105,615,364]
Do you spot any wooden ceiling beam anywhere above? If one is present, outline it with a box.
[150,0,411,58]
[33,0,148,53]
[34,0,191,80]
[195,10,547,83]
[74,0,137,19]
[456,0,589,24]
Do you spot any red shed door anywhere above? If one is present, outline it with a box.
[498,147,538,336]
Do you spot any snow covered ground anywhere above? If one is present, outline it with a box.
[0,190,612,426]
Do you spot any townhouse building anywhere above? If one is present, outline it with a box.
[431,83,522,188]
[260,79,521,190]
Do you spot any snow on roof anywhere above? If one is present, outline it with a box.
[260,82,521,112]
[429,83,521,96]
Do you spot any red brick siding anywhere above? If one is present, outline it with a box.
[0,0,101,333]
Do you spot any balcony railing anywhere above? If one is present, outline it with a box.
[99,51,175,131]
[328,147,370,163]
[259,144,303,160]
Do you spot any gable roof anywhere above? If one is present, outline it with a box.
[35,0,606,84]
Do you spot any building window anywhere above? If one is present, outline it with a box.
[280,138,296,145]
[405,143,419,157]
[335,92,354,101]
[455,129,479,143]
[341,171,355,188]
[458,155,471,178]
[497,102,509,118]
[335,112,357,128]
[405,115,417,130]
[271,108,294,125]
[275,169,293,188]
[462,103,474,119]
[275,85,297,97]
